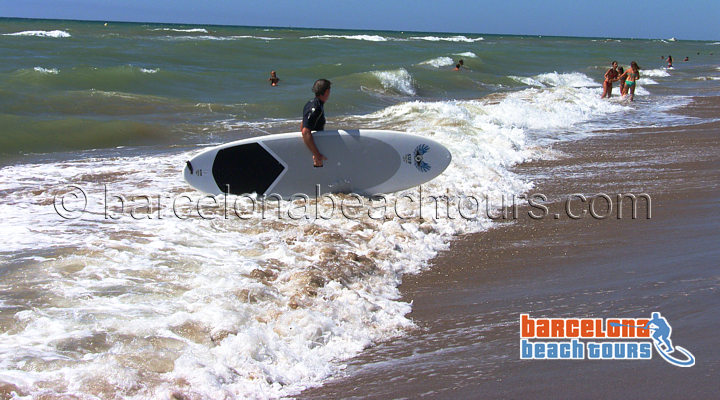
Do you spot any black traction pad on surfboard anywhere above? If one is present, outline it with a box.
[212,143,285,195]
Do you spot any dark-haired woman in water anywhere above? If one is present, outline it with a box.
[601,61,619,98]
[617,66,625,95]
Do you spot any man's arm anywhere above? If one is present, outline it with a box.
[301,124,327,167]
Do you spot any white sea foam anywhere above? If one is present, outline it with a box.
[371,68,417,96]
[510,72,598,88]
[162,35,278,41]
[694,76,720,81]
[301,34,387,42]
[641,68,671,77]
[454,52,478,58]
[418,57,455,68]
[231,35,280,40]
[33,67,59,74]
[0,152,431,398]
[152,28,208,33]
[409,35,483,42]
[3,30,71,38]
[140,68,159,74]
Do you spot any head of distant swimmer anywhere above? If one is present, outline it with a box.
[313,79,332,101]
[612,61,618,68]
[271,70,277,77]
[630,61,639,71]
[617,66,624,74]
[459,59,464,65]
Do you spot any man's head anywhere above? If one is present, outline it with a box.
[312,79,332,102]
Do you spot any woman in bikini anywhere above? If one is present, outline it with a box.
[601,61,619,98]
[617,61,640,101]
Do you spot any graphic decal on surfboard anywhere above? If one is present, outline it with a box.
[413,144,431,172]
[403,143,432,172]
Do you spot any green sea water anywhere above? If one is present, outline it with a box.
[1,17,718,159]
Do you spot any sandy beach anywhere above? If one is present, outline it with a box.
[299,96,720,399]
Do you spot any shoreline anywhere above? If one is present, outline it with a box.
[298,96,720,398]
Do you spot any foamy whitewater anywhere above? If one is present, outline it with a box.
[418,57,455,68]
[370,68,417,96]
[1,19,718,399]
[3,30,71,38]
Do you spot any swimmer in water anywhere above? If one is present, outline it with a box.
[268,70,280,86]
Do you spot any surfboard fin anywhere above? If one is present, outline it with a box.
[186,160,194,174]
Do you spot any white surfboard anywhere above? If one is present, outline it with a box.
[183,129,451,198]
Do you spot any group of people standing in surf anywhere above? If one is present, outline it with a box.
[600,60,641,101]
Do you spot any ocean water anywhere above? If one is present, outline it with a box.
[1,17,719,398]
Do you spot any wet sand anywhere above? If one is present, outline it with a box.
[299,97,720,399]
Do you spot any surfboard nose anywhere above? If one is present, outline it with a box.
[183,160,193,182]
[433,142,452,173]
[183,148,224,194]
[407,137,451,176]
[183,160,204,192]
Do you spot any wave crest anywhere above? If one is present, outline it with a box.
[641,68,671,77]
[418,57,455,68]
[409,35,483,42]
[510,72,597,88]
[371,68,417,96]
[301,34,387,42]
[151,28,208,33]
[3,30,71,38]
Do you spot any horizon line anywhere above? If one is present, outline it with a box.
[1,16,717,42]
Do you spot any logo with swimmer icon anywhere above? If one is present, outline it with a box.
[609,312,695,367]
[404,144,431,173]
[519,312,695,367]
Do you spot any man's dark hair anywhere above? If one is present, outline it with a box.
[312,79,332,96]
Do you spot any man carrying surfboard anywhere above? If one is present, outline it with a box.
[301,79,331,167]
